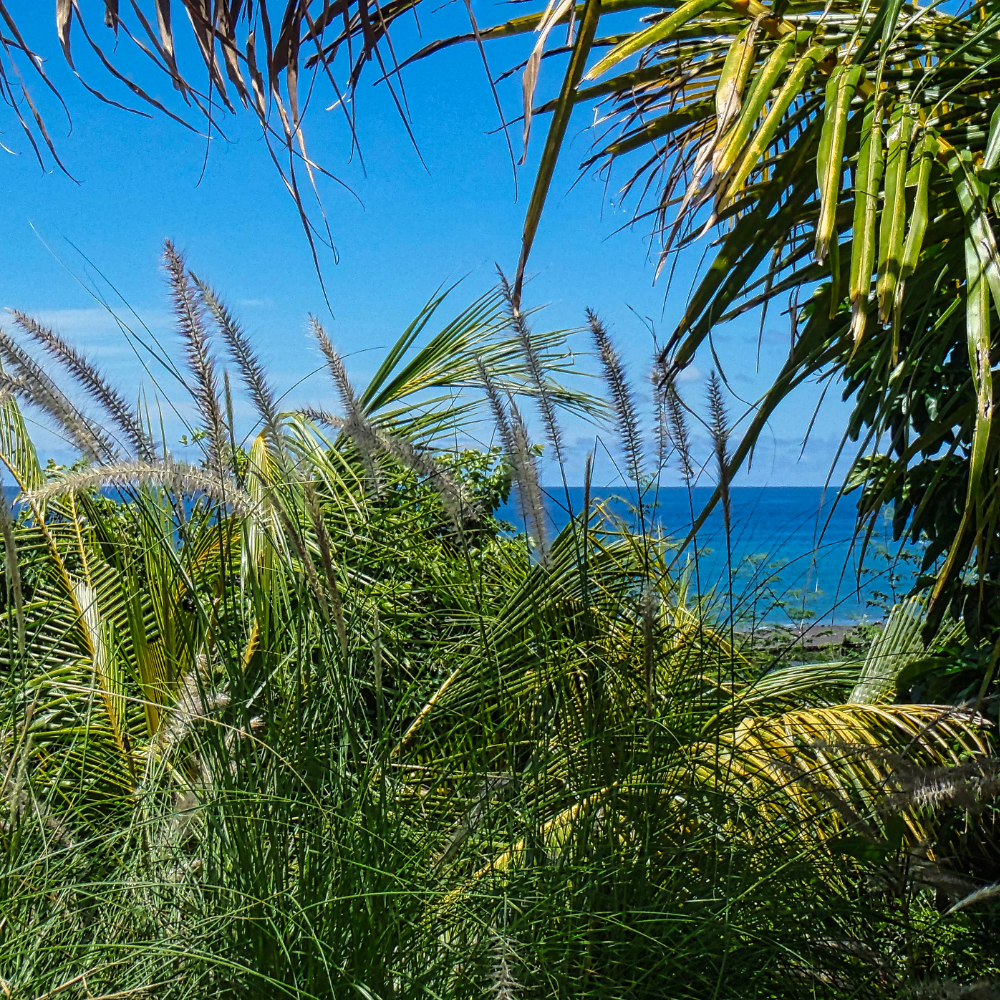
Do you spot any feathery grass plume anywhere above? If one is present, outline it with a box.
[706,371,732,537]
[0,374,26,405]
[477,357,516,459]
[10,311,155,460]
[588,309,643,485]
[297,406,346,432]
[490,933,523,1000]
[158,655,230,750]
[664,379,694,485]
[163,242,228,476]
[508,397,547,561]
[497,268,564,466]
[0,331,111,462]
[299,405,475,526]
[817,741,1000,814]
[652,372,671,473]
[0,489,24,657]
[891,761,1000,813]
[948,881,1000,914]
[23,460,258,522]
[911,861,980,898]
[905,980,1000,999]
[196,279,283,443]
[476,356,545,554]
[310,316,382,490]
[373,427,479,526]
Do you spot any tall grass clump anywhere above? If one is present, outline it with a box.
[0,245,998,999]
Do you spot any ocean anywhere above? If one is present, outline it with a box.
[500,486,923,626]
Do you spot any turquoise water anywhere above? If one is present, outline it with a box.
[501,486,923,625]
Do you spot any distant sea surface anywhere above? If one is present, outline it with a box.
[500,486,922,625]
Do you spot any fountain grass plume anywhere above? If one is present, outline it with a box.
[163,242,228,477]
[588,309,643,486]
[309,316,382,491]
[508,398,547,560]
[195,279,282,445]
[664,380,694,485]
[10,311,155,461]
[707,371,731,537]
[0,330,112,462]
[498,268,564,468]
[476,356,546,558]
[477,357,516,460]
[22,460,258,521]
[299,406,477,527]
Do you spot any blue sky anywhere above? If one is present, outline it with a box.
[0,4,856,486]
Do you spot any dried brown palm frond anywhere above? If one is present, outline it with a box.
[163,242,229,477]
[10,311,156,461]
[0,330,112,462]
[588,309,642,486]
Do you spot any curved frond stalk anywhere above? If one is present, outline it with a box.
[372,426,480,527]
[71,577,136,789]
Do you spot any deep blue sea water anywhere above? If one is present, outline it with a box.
[500,486,923,626]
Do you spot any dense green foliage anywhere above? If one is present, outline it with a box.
[0,253,998,997]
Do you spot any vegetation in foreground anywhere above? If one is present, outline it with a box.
[0,249,997,998]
